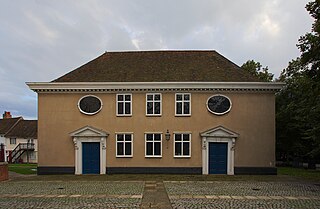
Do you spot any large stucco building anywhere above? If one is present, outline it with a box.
[27,50,282,175]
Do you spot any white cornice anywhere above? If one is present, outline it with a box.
[26,82,284,93]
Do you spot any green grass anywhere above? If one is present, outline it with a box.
[8,163,37,175]
[8,165,320,182]
[13,172,297,182]
[278,167,320,182]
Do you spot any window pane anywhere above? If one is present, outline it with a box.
[147,102,153,114]
[175,134,182,141]
[154,134,161,141]
[146,142,153,155]
[125,95,131,101]
[118,103,124,114]
[125,134,131,141]
[183,142,190,156]
[146,134,153,141]
[117,134,124,141]
[154,94,160,101]
[147,95,153,101]
[176,94,182,101]
[184,94,190,100]
[154,142,161,155]
[175,142,182,156]
[176,102,182,114]
[183,102,190,114]
[125,102,131,114]
[183,134,190,141]
[154,102,160,114]
[118,95,124,101]
[125,142,132,155]
[117,143,124,155]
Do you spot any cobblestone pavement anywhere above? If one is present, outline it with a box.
[2,179,320,208]
[164,181,320,209]
[0,181,143,208]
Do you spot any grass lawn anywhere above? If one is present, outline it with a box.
[8,165,320,182]
[8,163,37,175]
[278,167,320,182]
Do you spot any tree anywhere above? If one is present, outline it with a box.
[241,60,274,82]
[276,1,320,165]
[297,0,320,80]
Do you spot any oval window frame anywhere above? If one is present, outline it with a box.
[77,95,103,115]
[206,94,232,115]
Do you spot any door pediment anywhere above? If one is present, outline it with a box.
[200,126,239,138]
[70,126,109,137]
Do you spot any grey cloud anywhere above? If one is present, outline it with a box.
[0,0,314,118]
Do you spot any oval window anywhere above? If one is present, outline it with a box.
[206,95,232,115]
[78,95,102,115]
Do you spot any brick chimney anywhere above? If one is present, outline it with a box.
[3,111,12,119]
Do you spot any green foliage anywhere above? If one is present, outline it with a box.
[241,60,274,82]
[297,0,320,80]
[276,1,320,163]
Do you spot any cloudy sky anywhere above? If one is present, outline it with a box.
[0,0,314,119]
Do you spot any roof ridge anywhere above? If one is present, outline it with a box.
[2,117,23,135]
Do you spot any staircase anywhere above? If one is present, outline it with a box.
[8,143,35,163]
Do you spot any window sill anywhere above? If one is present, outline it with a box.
[145,156,162,158]
[116,156,133,158]
[116,115,132,117]
[174,156,191,158]
[175,114,191,117]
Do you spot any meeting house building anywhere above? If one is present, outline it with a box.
[27,50,283,175]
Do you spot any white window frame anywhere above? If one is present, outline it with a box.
[175,93,191,116]
[146,93,162,116]
[145,133,162,157]
[116,94,132,116]
[116,133,133,157]
[174,133,191,158]
[10,138,16,145]
[77,95,103,115]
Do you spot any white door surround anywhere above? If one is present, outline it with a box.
[200,126,239,175]
[70,126,109,175]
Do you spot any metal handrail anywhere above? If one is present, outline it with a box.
[10,143,35,163]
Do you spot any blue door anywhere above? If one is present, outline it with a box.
[209,142,228,174]
[82,142,100,174]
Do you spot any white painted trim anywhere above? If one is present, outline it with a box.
[70,126,108,175]
[175,93,191,116]
[26,81,284,92]
[115,133,133,158]
[173,133,191,158]
[146,93,162,116]
[144,133,162,158]
[77,95,103,115]
[73,137,107,175]
[116,93,132,116]
[203,138,235,175]
[206,94,232,115]
[201,126,238,175]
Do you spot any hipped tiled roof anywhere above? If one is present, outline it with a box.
[5,120,37,139]
[0,117,22,135]
[52,51,260,82]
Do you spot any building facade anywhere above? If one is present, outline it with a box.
[0,112,38,163]
[27,50,282,175]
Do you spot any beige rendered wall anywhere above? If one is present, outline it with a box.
[37,91,275,168]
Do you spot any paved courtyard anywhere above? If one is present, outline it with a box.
[0,181,143,208]
[0,177,320,208]
[165,181,320,209]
